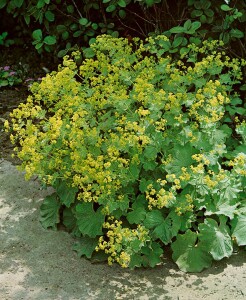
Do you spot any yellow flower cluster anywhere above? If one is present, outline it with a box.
[146,184,176,210]
[96,218,149,268]
[229,153,246,176]
[188,80,229,126]
[175,194,194,216]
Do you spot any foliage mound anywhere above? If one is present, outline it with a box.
[5,35,246,272]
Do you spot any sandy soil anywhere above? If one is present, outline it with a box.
[0,159,246,300]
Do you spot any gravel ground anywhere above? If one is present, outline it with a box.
[0,159,246,300]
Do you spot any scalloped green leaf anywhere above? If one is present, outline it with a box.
[172,230,212,272]
[152,211,181,244]
[55,180,78,208]
[127,207,146,224]
[40,193,61,230]
[76,202,105,238]
[232,215,246,246]
[165,143,198,176]
[144,210,164,229]
[141,242,163,267]
[199,218,233,260]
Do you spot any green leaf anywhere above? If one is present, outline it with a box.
[143,160,157,171]
[118,0,126,7]
[45,10,55,22]
[73,236,98,258]
[220,32,230,44]
[152,211,181,244]
[58,49,67,57]
[184,19,192,30]
[142,242,163,267]
[222,184,242,202]
[221,4,233,11]
[62,207,77,231]
[130,239,143,253]
[127,207,146,224]
[232,215,246,246]
[0,80,9,87]
[32,29,43,41]
[91,23,98,30]
[144,210,164,229]
[172,37,183,48]
[119,9,126,19]
[40,193,61,230]
[79,18,88,26]
[170,26,184,34]
[180,47,190,56]
[230,29,244,39]
[145,0,155,6]
[37,0,45,9]
[205,8,214,17]
[128,163,140,182]
[90,250,108,263]
[171,230,212,272]
[73,30,83,38]
[0,0,7,9]
[111,31,119,38]
[191,9,203,17]
[55,180,78,208]
[165,143,198,176]
[67,4,74,13]
[206,203,239,220]
[13,0,24,7]
[199,218,233,260]
[56,25,66,33]
[76,202,105,238]
[106,4,116,12]
[43,35,56,45]
[139,178,153,193]
[189,37,201,45]
[191,21,201,31]
[35,42,43,50]
[83,47,95,58]
[240,84,246,91]
[129,253,143,269]
[62,31,69,40]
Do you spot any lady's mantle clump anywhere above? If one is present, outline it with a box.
[5,35,246,272]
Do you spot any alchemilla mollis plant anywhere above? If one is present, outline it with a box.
[5,35,246,272]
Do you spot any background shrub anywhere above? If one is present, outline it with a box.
[0,0,245,60]
[6,35,246,272]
